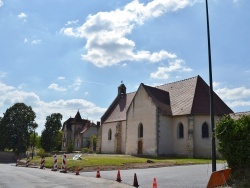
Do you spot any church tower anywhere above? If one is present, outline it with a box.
[118,81,126,96]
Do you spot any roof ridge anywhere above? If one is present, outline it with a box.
[156,75,199,88]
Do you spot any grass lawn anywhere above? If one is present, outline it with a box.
[22,154,225,172]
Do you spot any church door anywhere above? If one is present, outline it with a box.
[137,140,143,155]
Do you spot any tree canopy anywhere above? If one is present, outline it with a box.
[40,113,62,151]
[216,114,250,170]
[0,103,36,155]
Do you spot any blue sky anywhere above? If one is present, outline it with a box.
[0,0,250,134]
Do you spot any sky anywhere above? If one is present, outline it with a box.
[0,0,250,135]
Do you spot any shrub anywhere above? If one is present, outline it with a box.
[216,114,250,186]
[216,115,250,170]
[37,148,47,157]
[66,142,74,153]
[81,147,89,153]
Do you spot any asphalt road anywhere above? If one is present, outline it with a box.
[82,163,227,188]
[0,163,228,188]
[0,164,133,188]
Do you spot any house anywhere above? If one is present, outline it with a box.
[61,111,100,151]
[99,75,233,157]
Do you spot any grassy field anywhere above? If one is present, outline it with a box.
[22,154,224,172]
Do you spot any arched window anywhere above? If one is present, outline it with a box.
[108,129,112,140]
[202,122,209,138]
[138,123,143,138]
[177,123,184,139]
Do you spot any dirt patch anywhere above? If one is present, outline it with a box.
[69,162,175,172]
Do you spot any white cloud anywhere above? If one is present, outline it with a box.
[150,59,193,79]
[0,81,106,135]
[0,71,7,79]
[61,0,196,67]
[0,0,3,7]
[18,84,26,90]
[233,0,239,3]
[227,100,250,108]
[48,83,67,91]
[65,20,79,26]
[213,81,221,89]
[17,12,28,19]
[70,78,82,91]
[58,77,65,80]
[24,38,28,43]
[215,86,250,100]
[31,39,42,44]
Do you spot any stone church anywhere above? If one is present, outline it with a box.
[61,111,100,151]
[99,75,233,157]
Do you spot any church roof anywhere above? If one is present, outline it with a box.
[101,75,233,123]
[101,92,136,123]
[156,75,233,115]
[142,84,172,115]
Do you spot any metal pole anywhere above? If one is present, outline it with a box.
[205,0,216,172]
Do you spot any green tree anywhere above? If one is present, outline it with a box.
[87,135,98,151]
[55,130,63,151]
[40,113,62,152]
[216,114,250,170]
[0,117,6,151]
[0,103,36,155]
[30,122,38,159]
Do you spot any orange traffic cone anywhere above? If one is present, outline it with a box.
[133,173,139,187]
[96,167,101,178]
[75,166,79,175]
[116,169,122,183]
[153,178,157,188]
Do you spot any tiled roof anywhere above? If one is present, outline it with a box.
[142,84,172,115]
[101,92,136,123]
[101,75,233,123]
[62,111,89,130]
[80,122,97,134]
[157,75,233,115]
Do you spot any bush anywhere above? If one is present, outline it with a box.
[67,142,74,153]
[81,147,89,153]
[37,148,49,157]
[216,114,250,186]
[216,115,250,170]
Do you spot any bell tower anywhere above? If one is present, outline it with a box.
[118,81,126,96]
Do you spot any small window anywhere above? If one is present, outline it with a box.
[202,122,209,138]
[177,123,184,139]
[138,123,143,138]
[108,129,112,140]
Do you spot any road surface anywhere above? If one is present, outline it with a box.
[83,163,228,188]
[0,164,133,188]
[0,163,228,188]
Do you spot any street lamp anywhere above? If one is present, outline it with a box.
[205,0,216,172]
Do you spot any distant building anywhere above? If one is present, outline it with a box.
[61,111,100,151]
[99,75,233,157]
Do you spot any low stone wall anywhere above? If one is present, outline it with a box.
[0,151,25,163]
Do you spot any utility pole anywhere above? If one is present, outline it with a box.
[205,0,216,172]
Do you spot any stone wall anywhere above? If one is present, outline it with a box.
[0,152,25,163]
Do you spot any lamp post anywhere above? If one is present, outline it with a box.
[205,0,216,172]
